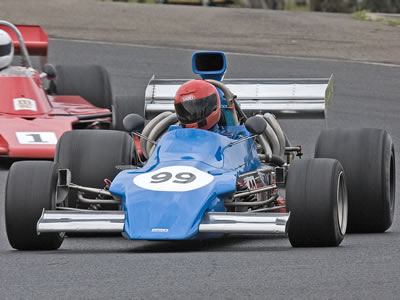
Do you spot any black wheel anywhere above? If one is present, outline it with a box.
[286,158,348,247]
[51,65,112,109]
[5,161,64,250]
[54,130,135,208]
[112,95,145,131]
[315,128,395,233]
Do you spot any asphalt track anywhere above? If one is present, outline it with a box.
[0,39,400,299]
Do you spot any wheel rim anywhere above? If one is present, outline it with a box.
[389,150,395,214]
[337,171,348,235]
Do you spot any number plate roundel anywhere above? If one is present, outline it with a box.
[133,166,214,192]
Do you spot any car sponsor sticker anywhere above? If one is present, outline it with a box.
[182,94,195,101]
[13,98,37,111]
[16,132,58,145]
[152,228,169,232]
[133,166,214,192]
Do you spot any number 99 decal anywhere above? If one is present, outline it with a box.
[133,166,214,192]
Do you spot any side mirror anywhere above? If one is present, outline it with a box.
[245,115,267,135]
[43,64,57,80]
[123,113,145,133]
[226,116,267,148]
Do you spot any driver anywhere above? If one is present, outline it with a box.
[174,79,246,140]
[174,79,221,130]
[0,29,14,71]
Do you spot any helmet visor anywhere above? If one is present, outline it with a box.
[0,42,12,56]
[175,94,218,124]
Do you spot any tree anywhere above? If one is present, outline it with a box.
[362,0,400,13]
[310,0,322,11]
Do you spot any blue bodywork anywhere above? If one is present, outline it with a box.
[110,126,261,240]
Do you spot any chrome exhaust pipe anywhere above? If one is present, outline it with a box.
[199,212,289,234]
[37,210,125,233]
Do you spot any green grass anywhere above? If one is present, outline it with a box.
[353,9,400,27]
[386,19,400,26]
[285,2,310,11]
[352,9,369,21]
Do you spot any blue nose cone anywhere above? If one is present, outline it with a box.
[110,162,237,240]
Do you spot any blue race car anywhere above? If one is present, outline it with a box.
[5,51,395,250]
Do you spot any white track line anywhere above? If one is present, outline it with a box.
[51,37,400,69]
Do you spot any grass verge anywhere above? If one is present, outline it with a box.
[352,10,400,27]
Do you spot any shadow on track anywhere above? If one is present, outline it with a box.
[1,235,291,255]
[126,235,290,253]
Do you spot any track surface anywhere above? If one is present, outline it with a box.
[0,40,399,299]
[2,0,400,64]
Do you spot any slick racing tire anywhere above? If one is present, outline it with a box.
[112,95,145,131]
[286,158,348,247]
[55,130,135,209]
[51,64,112,109]
[5,161,64,250]
[315,128,395,233]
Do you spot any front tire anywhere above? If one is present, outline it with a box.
[5,161,64,250]
[54,130,135,209]
[286,158,348,247]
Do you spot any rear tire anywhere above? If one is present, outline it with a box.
[286,158,348,247]
[51,65,112,109]
[5,161,64,250]
[54,130,135,208]
[315,128,395,232]
[112,95,145,131]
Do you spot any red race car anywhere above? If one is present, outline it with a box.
[0,20,142,159]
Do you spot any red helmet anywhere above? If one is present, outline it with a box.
[174,79,221,130]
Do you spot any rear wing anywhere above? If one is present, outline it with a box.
[0,24,48,56]
[0,20,48,69]
[145,75,334,119]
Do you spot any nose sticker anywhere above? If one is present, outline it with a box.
[16,132,57,144]
[133,166,214,192]
[13,98,37,111]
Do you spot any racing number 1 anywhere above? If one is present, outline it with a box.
[25,134,46,143]
[150,172,196,184]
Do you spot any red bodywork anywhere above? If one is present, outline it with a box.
[0,24,48,56]
[0,25,111,158]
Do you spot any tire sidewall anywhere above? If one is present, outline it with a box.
[381,138,395,230]
[5,161,63,250]
[286,158,346,247]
